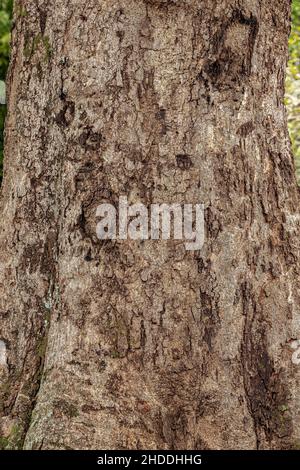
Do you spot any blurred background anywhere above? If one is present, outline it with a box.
[286,0,300,182]
[0,0,12,184]
[0,0,299,184]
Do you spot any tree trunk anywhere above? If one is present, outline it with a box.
[0,0,300,450]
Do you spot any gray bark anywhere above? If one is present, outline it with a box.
[0,0,300,450]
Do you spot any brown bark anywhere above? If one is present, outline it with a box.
[0,0,300,450]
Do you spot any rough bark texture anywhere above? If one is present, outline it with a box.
[0,0,300,450]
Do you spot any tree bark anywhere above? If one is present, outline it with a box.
[0,0,300,450]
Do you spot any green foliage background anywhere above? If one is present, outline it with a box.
[0,0,12,182]
[0,1,299,183]
[287,0,300,182]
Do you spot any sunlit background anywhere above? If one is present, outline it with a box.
[286,0,300,182]
[0,0,299,184]
[0,0,12,182]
